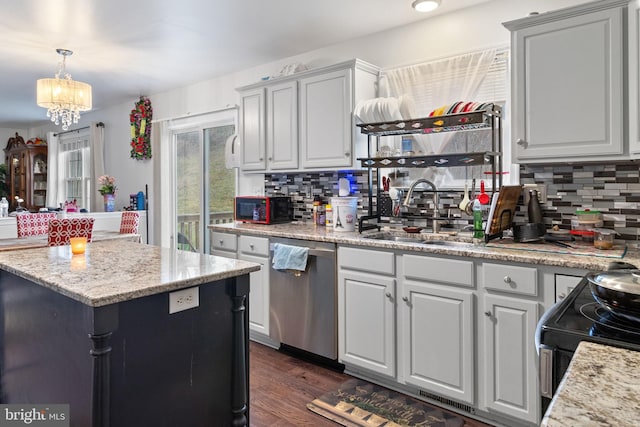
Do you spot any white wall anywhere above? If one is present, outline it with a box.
[23,0,590,245]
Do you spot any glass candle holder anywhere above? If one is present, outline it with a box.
[70,236,87,255]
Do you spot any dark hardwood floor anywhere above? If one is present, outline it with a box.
[249,341,348,426]
[248,341,494,427]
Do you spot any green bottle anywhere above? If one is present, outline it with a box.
[473,199,484,239]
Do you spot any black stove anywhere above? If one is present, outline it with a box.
[538,261,640,414]
[540,280,640,353]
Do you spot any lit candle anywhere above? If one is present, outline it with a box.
[70,237,87,255]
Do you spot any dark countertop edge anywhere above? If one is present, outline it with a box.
[208,223,638,271]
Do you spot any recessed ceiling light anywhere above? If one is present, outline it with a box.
[412,0,441,13]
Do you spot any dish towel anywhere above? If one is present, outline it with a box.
[272,243,309,272]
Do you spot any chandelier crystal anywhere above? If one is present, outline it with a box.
[36,49,92,131]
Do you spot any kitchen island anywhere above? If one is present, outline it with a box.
[0,240,261,427]
[541,341,640,427]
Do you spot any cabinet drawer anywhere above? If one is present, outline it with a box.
[402,254,473,287]
[211,232,237,252]
[338,246,394,275]
[483,263,538,296]
[238,235,269,257]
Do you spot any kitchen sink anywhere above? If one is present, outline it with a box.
[362,234,423,243]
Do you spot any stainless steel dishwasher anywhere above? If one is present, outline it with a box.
[269,237,337,361]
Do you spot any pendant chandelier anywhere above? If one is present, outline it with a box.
[36,49,92,131]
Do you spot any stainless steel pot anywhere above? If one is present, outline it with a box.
[586,269,640,322]
[513,222,546,242]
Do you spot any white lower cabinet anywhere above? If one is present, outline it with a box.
[339,271,396,377]
[338,246,396,378]
[238,235,270,337]
[480,262,540,425]
[210,231,237,258]
[399,254,475,405]
[400,280,474,404]
[210,231,271,341]
[554,274,582,302]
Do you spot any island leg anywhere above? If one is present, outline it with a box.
[89,331,112,427]
[230,275,250,427]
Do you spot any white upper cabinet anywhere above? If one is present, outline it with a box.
[299,68,353,169]
[239,87,266,171]
[236,59,379,172]
[504,0,627,163]
[266,80,298,170]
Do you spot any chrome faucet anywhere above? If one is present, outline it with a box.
[403,178,440,233]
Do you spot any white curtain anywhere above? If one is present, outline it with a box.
[90,122,105,213]
[152,120,169,247]
[381,48,498,187]
[45,131,59,207]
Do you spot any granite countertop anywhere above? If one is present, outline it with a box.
[0,240,261,307]
[209,222,640,271]
[542,341,640,427]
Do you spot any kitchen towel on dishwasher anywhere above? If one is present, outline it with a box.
[272,243,309,272]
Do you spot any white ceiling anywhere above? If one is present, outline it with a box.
[0,0,491,129]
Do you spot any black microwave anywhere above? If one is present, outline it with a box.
[234,196,292,224]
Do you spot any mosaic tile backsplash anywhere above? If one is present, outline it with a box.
[519,163,640,241]
[265,161,640,241]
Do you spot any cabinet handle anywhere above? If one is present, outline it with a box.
[516,138,527,147]
[402,296,409,302]
[268,157,272,161]
[344,152,350,157]
[385,292,392,298]
[249,244,254,250]
[219,240,224,245]
[503,276,512,284]
[484,311,492,317]
[558,293,566,300]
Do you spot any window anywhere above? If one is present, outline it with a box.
[58,130,91,209]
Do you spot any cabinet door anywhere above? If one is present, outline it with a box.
[266,80,298,170]
[238,252,269,337]
[481,294,539,424]
[555,274,582,302]
[400,280,474,405]
[32,151,47,209]
[630,1,640,154]
[239,87,266,171]
[299,68,352,169]
[338,270,396,378]
[512,7,623,161]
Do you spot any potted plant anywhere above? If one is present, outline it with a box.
[98,175,117,212]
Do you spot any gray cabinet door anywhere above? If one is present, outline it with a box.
[511,6,623,162]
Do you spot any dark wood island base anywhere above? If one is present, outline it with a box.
[0,270,250,427]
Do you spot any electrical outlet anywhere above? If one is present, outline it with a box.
[523,183,547,205]
[169,287,199,314]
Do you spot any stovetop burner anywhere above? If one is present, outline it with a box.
[579,302,640,338]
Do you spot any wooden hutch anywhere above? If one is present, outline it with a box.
[4,133,48,212]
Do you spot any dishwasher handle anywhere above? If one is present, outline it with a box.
[269,243,335,258]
